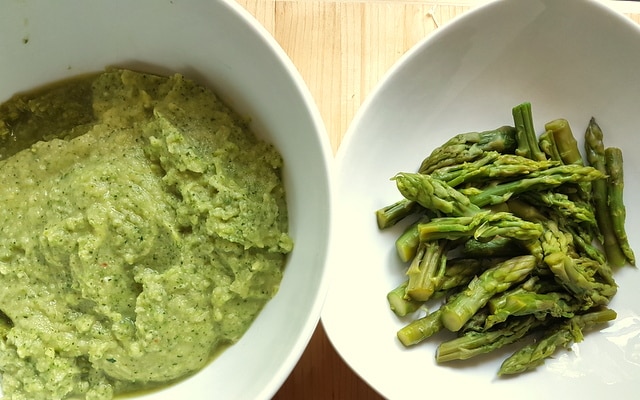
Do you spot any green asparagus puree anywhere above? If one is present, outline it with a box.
[0,69,293,399]
[378,102,634,377]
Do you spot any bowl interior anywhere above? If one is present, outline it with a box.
[0,1,332,399]
[323,0,640,398]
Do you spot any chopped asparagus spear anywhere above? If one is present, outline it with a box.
[417,211,543,243]
[395,215,431,263]
[461,236,525,259]
[405,240,448,301]
[513,102,547,161]
[498,308,617,375]
[418,126,518,175]
[376,198,421,229]
[545,118,584,166]
[485,290,577,329]
[392,172,480,217]
[468,164,605,208]
[440,255,537,332]
[604,147,635,265]
[538,220,617,308]
[397,309,444,346]
[437,315,544,362]
[539,129,563,162]
[584,118,628,267]
[431,152,558,188]
[387,281,424,317]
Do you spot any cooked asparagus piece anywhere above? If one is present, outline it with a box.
[546,118,594,206]
[392,173,544,243]
[539,129,563,162]
[436,258,494,292]
[485,290,577,329]
[459,306,492,333]
[405,240,448,301]
[418,126,518,174]
[564,224,607,265]
[439,255,537,332]
[498,308,617,375]
[545,118,585,166]
[505,198,547,221]
[513,102,547,161]
[461,236,526,259]
[431,152,558,188]
[378,128,520,228]
[395,215,433,262]
[418,211,543,242]
[605,147,635,265]
[397,309,444,346]
[519,191,596,226]
[436,315,544,362]
[507,197,605,264]
[468,164,605,208]
[376,198,421,229]
[394,163,603,216]
[538,220,617,308]
[390,257,494,317]
[428,151,500,185]
[392,172,480,217]
[584,118,628,267]
[387,281,424,317]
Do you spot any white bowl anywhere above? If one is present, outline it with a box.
[0,1,332,399]
[323,0,640,398]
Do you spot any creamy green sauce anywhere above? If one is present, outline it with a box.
[0,69,293,400]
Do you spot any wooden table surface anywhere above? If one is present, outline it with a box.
[233,1,640,398]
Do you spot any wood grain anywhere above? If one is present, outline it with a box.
[269,0,472,153]
[233,1,640,398]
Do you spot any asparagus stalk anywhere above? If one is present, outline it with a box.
[459,306,491,333]
[520,191,596,225]
[545,118,585,166]
[429,151,500,185]
[405,240,448,301]
[397,309,444,346]
[387,281,424,317]
[418,126,518,175]
[431,152,558,188]
[436,315,543,362]
[461,236,525,259]
[389,257,494,317]
[498,308,617,375]
[468,164,605,208]
[545,118,594,207]
[584,118,628,267]
[539,220,617,308]
[417,211,543,243]
[485,290,577,329]
[392,172,480,217]
[395,215,433,262]
[392,173,544,243]
[565,224,607,265]
[507,197,605,264]
[512,102,547,161]
[538,129,563,162]
[604,147,635,265]
[436,258,494,292]
[375,198,421,229]
[393,171,565,239]
[439,255,537,332]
